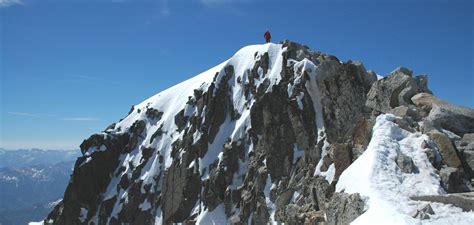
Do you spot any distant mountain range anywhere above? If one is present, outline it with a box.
[0,149,80,225]
[0,148,79,168]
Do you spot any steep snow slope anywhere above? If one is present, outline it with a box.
[79,43,321,224]
[337,114,474,225]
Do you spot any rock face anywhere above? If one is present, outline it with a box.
[44,41,474,225]
[456,134,474,173]
[366,67,430,113]
[412,93,474,136]
[429,132,462,168]
[326,192,365,225]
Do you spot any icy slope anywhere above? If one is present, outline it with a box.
[336,114,474,225]
[97,43,289,223]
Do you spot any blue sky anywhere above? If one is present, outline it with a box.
[0,0,472,150]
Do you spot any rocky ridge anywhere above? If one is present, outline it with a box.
[45,41,474,225]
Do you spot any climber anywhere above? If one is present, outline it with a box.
[264,30,271,43]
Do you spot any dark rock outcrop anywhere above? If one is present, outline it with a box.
[410,204,435,220]
[366,68,430,113]
[326,192,365,225]
[429,132,462,168]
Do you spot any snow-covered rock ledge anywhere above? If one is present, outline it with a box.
[336,114,474,225]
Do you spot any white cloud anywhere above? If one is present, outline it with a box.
[0,0,23,8]
[60,117,100,121]
[7,111,99,122]
[7,111,56,117]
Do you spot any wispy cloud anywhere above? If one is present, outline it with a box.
[77,75,101,81]
[7,112,56,117]
[0,0,23,8]
[159,0,170,16]
[60,117,100,121]
[7,111,99,122]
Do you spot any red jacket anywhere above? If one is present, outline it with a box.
[264,31,271,39]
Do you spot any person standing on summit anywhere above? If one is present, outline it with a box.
[264,30,271,43]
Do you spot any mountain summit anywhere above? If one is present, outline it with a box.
[44,41,474,225]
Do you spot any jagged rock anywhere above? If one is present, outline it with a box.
[396,152,418,173]
[275,204,303,225]
[351,117,374,160]
[317,60,371,143]
[440,167,469,193]
[330,143,353,181]
[411,92,436,110]
[422,142,443,170]
[419,120,439,134]
[145,107,163,120]
[309,176,334,211]
[251,97,294,180]
[393,117,417,133]
[275,203,324,225]
[410,204,435,220]
[366,68,430,113]
[413,93,474,136]
[366,70,378,85]
[388,105,423,121]
[429,103,474,136]
[390,66,413,77]
[429,132,462,168]
[456,134,474,172]
[304,211,326,225]
[326,192,365,225]
[411,192,474,212]
[162,162,201,224]
[47,132,131,224]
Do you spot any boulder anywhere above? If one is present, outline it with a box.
[410,204,435,220]
[396,152,418,173]
[388,105,423,121]
[326,192,365,225]
[304,211,326,225]
[309,176,334,211]
[366,68,429,113]
[439,167,469,193]
[413,93,474,136]
[456,133,474,172]
[429,132,462,168]
[411,192,474,212]
[422,143,443,170]
[411,92,436,110]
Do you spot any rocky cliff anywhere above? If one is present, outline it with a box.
[44,41,474,225]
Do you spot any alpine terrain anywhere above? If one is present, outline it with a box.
[0,149,79,225]
[42,41,474,225]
